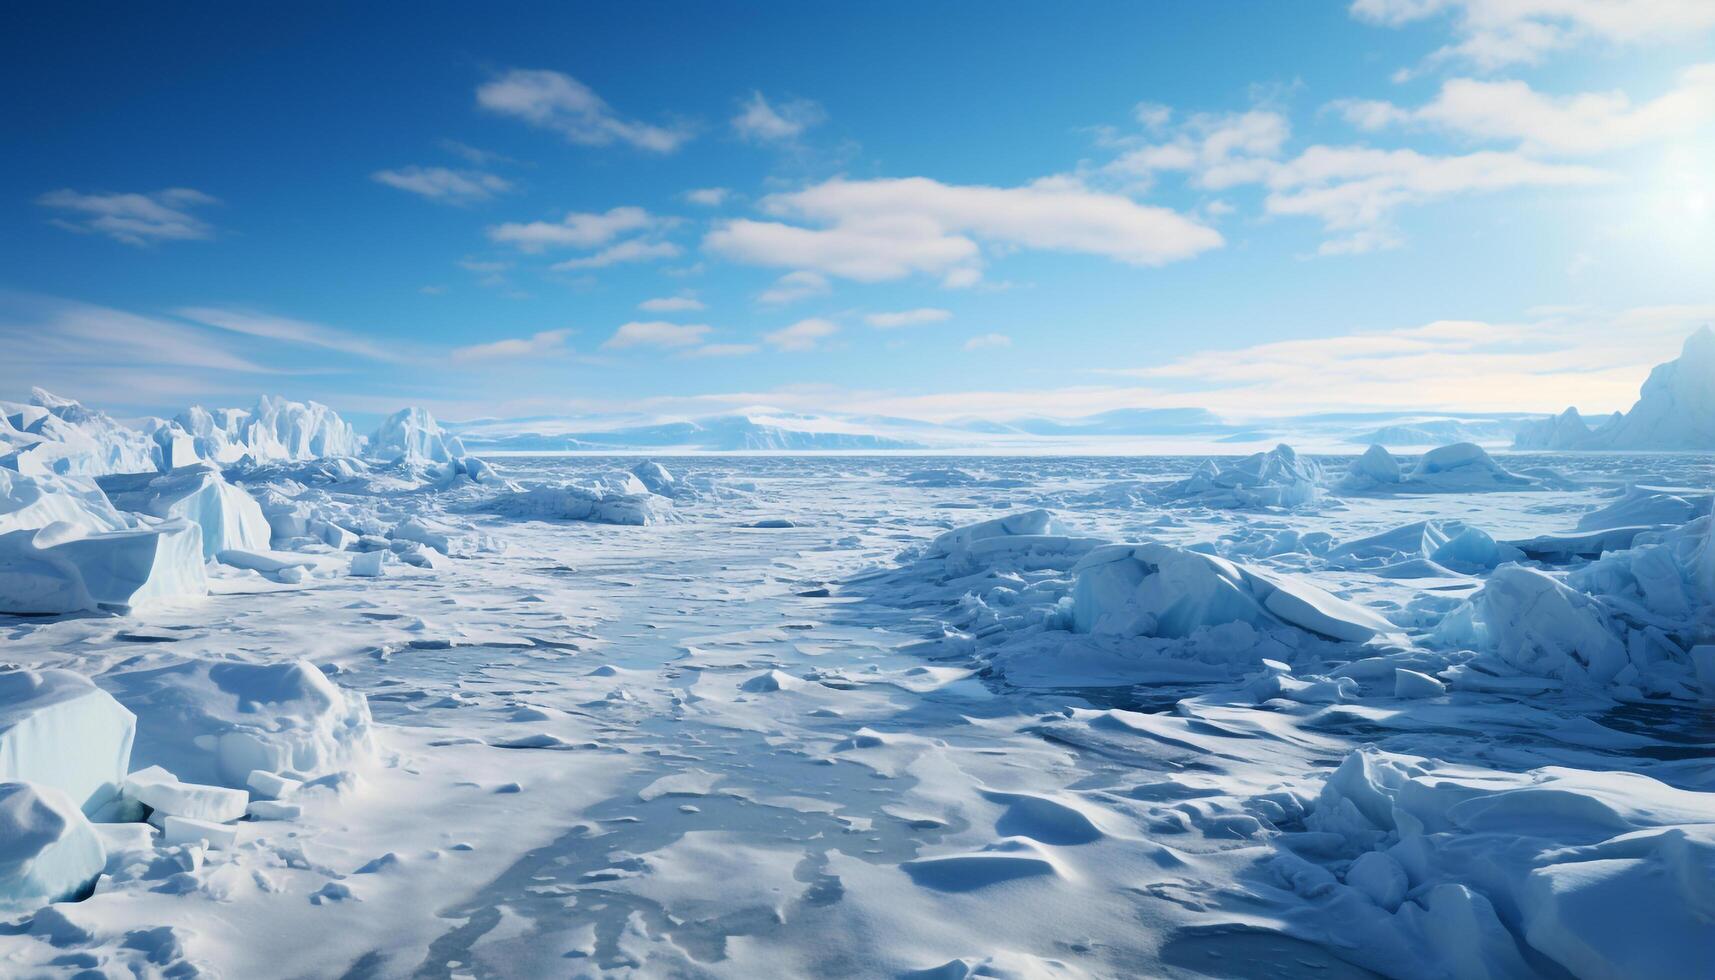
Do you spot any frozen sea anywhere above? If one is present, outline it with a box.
[3,451,1711,979]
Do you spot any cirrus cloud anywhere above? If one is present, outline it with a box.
[602,320,711,350]
[476,69,690,152]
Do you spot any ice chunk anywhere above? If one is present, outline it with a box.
[1469,565,1629,685]
[349,549,387,577]
[629,460,676,496]
[1345,850,1407,911]
[1575,485,1712,532]
[0,782,105,912]
[159,815,239,850]
[113,659,374,788]
[1393,668,1446,698]
[0,669,136,815]
[1336,444,1401,492]
[99,463,271,559]
[1157,444,1322,509]
[1071,543,1393,643]
[0,389,157,477]
[125,766,248,823]
[0,519,208,614]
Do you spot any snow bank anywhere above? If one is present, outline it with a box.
[0,520,207,614]
[1280,747,1715,980]
[369,407,466,464]
[116,659,375,788]
[98,463,270,559]
[1071,543,1394,643]
[1157,444,1321,509]
[1328,519,1522,574]
[1402,442,1535,491]
[0,782,105,912]
[1576,484,1711,532]
[482,475,672,526]
[0,669,135,815]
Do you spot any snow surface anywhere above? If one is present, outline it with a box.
[0,436,1710,978]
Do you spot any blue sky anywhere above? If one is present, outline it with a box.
[2,1,1711,426]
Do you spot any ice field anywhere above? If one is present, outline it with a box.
[1,425,1711,977]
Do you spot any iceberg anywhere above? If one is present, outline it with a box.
[0,668,136,816]
[1329,520,1522,574]
[482,475,672,526]
[0,389,157,477]
[1336,444,1402,492]
[1156,444,1322,509]
[98,463,271,559]
[0,469,128,537]
[1512,327,1715,450]
[369,407,466,464]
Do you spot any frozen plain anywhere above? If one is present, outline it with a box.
[1,442,1711,978]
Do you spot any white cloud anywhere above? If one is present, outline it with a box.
[866,307,952,329]
[476,69,690,152]
[1105,110,1291,189]
[764,317,839,351]
[963,333,1012,351]
[551,240,682,271]
[38,188,218,246]
[373,166,512,204]
[1350,0,1715,69]
[451,328,574,362]
[639,295,705,312]
[175,306,407,363]
[1261,147,1611,238]
[684,187,730,207]
[488,206,658,252]
[732,91,826,143]
[757,270,831,305]
[1332,63,1715,155]
[705,176,1222,282]
[602,320,711,350]
[1111,306,1715,414]
[685,343,759,357]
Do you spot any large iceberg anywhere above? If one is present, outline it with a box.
[369,407,466,464]
[1071,542,1395,643]
[98,464,271,559]
[0,668,136,816]
[0,469,128,537]
[1513,327,1715,450]
[0,389,157,477]
[175,396,362,465]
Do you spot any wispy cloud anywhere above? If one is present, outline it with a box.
[964,332,1012,351]
[685,343,759,358]
[1351,0,1715,70]
[684,187,730,207]
[488,206,661,252]
[764,317,839,351]
[38,188,218,246]
[552,240,682,271]
[602,320,711,350]
[707,176,1220,284]
[732,91,826,144]
[866,307,952,329]
[477,69,691,152]
[757,270,830,305]
[451,328,574,362]
[373,165,513,204]
[639,295,705,313]
[1330,63,1715,156]
[175,307,408,363]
